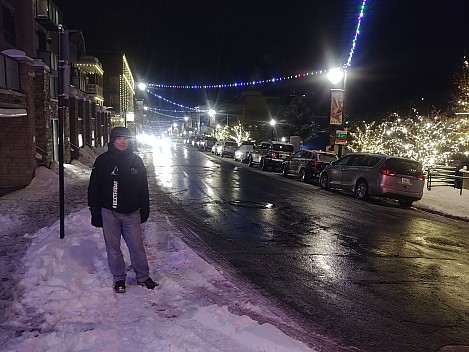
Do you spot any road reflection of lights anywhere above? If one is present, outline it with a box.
[151,142,174,188]
[316,255,336,277]
[308,230,346,281]
[204,160,215,168]
[200,179,215,196]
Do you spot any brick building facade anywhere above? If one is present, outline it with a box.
[0,0,116,192]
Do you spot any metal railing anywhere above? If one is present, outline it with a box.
[427,165,469,195]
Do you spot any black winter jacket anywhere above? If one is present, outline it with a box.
[88,143,150,218]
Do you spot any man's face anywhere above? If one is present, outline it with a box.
[113,136,130,151]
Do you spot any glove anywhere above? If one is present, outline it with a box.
[90,207,103,228]
[140,208,149,224]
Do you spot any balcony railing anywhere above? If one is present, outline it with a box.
[35,0,60,31]
[85,84,103,98]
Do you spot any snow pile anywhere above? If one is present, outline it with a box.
[78,145,106,167]
[3,208,314,352]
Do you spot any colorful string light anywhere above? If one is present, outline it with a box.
[147,107,192,113]
[141,1,367,90]
[145,71,326,90]
[145,90,197,111]
[345,0,367,68]
[146,107,186,119]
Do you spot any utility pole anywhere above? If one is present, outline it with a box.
[58,25,70,239]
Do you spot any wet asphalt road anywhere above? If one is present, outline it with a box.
[143,141,469,352]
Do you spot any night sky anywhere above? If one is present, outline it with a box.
[53,0,469,119]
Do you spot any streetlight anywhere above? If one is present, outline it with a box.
[327,67,347,157]
[183,116,189,135]
[270,119,276,140]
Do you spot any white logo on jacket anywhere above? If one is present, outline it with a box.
[112,181,118,208]
[111,166,118,175]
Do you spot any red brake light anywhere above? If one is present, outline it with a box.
[417,174,425,181]
[310,161,321,166]
[379,168,396,176]
[269,151,279,159]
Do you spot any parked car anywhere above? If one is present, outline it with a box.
[185,135,196,145]
[248,141,294,171]
[234,141,255,163]
[191,136,202,148]
[319,152,425,206]
[198,136,217,151]
[282,149,338,182]
[211,141,222,154]
[216,140,238,157]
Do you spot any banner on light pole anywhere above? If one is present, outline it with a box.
[330,89,344,125]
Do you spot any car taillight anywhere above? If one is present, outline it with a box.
[379,168,397,176]
[417,174,425,181]
[269,151,279,159]
[310,161,321,166]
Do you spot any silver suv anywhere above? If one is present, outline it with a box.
[319,153,425,206]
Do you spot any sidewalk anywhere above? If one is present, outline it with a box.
[414,185,469,222]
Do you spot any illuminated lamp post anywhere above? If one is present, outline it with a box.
[327,67,347,157]
[207,108,216,135]
[270,119,276,140]
[183,116,189,135]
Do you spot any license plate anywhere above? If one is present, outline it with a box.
[402,177,411,185]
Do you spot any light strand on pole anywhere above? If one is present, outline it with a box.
[344,0,367,68]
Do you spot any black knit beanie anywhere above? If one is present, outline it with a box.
[110,126,132,142]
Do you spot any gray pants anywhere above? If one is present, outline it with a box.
[101,208,150,283]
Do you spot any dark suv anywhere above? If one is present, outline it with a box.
[198,136,217,151]
[248,141,294,171]
[282,149,338,182]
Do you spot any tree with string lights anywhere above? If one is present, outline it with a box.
[452,55,469,115]
[215,124,251,145]
[349,57,469,168]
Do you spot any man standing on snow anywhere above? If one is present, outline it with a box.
[88,126,158,293]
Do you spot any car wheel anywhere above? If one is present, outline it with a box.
[320,173,329,189]
[260,158,267,171]
[355,180,369,200]
[398,199,413,207]
[282,164,288,177]
[299,168,309,183]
